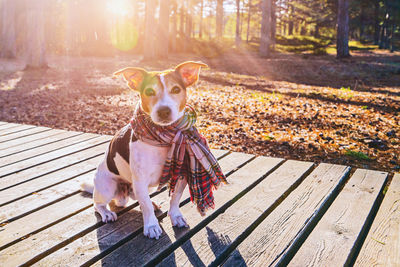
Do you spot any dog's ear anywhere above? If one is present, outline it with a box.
[175,61,208,87]
[114,67,147,91]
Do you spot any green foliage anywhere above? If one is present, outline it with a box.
[345,150,371,161]
[275,34,332,54]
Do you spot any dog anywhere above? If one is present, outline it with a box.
[81,61,210,240]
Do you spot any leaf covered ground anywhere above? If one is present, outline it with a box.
[0,51,399,172]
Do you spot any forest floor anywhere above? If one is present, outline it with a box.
[0,49,399,172]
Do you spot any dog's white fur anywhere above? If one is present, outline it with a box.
[82,62,206,239]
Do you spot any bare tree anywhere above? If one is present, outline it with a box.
[144,0,157,60]
[336,0,350,58]
[260,0,271,57]
[158,0,170,57]
[171,0,178,52]
[216,0,224,39]
[246,0,252,43]
[199,0,204,38]
[235,0,241,46]
[0,0,17,58]
[25,0,48,68]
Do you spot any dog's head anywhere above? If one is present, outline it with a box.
[114,61,207,126]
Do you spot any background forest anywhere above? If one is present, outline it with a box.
[1,0,399,64]
[0,0,399,172]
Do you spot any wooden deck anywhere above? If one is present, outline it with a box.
[0,122,399,267]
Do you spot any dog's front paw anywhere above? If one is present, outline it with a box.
[169,209,188,228]
[143,223,162,239]
[95,205,117,223]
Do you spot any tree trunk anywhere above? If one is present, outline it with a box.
[271,0,276,49]
[246,0,252,43]
[144,0,157,60]
[187,0,193,40]
[390,22,395,52]
[0,0,17,58]
[199,0,203,38]
[336,0,350,58]
[260,0,271,57]
[158,0,170,58]
[235,0,241,46]
[359,2,365,43]
[374,0,380,44]
[314,23,320,38]
[171,0,178,52]
[216,0,223,39]
[288,1,294,35]
[25,0,48,68]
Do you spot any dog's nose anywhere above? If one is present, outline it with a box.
[157,106,171,120]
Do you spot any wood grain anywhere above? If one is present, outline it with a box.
[0,141,108,190]
[0,126,50,143]
[0,130,78,157]
[0,193,93,249]
[159,160,313,267]
[222,163,350,267]
[288,169,388,267]
[0,133,97,167]
[355,173,400,267]
[0,134,102,177]
[0,123,21,132]
[0,156,103,217]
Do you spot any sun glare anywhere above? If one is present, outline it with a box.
[106,0,131,17]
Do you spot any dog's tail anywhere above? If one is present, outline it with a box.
[80,182,94,194]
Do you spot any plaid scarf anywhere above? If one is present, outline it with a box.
[130,104,227,214]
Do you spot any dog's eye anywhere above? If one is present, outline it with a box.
[171,86,181,94]
[144,88,155,96]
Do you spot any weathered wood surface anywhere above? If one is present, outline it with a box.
[288,169,388,266]
[0,132,97,167]
[0,126,50,143]
[0,129,80,157]
[355,173,400,267]
[0,122,397,267]
[222,163,351,266]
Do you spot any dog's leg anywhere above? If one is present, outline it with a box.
[168,178,188,228]
[133,180,163,239]
[93,161,118,223]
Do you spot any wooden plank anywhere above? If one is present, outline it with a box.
[0,130,77,157]
[80,156,281,267]
[0,152,247,266]
[287,169,388,267]
[0,125,35,135]
[0,193,93,249]
[0,123,21,131]
[0,133,98,167]
[0,155,103,213]
[210,149,229,159]
[355,173,400,267]
[0,170,95,223]
[0,141,109,190]
[221,163,351,267]
[0,135,107,178]
[159,160,314,267]
[0,126,51,143]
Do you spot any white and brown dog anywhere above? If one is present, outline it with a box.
[82,61,207,239]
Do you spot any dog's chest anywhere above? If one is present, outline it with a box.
[130,140,169,187]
